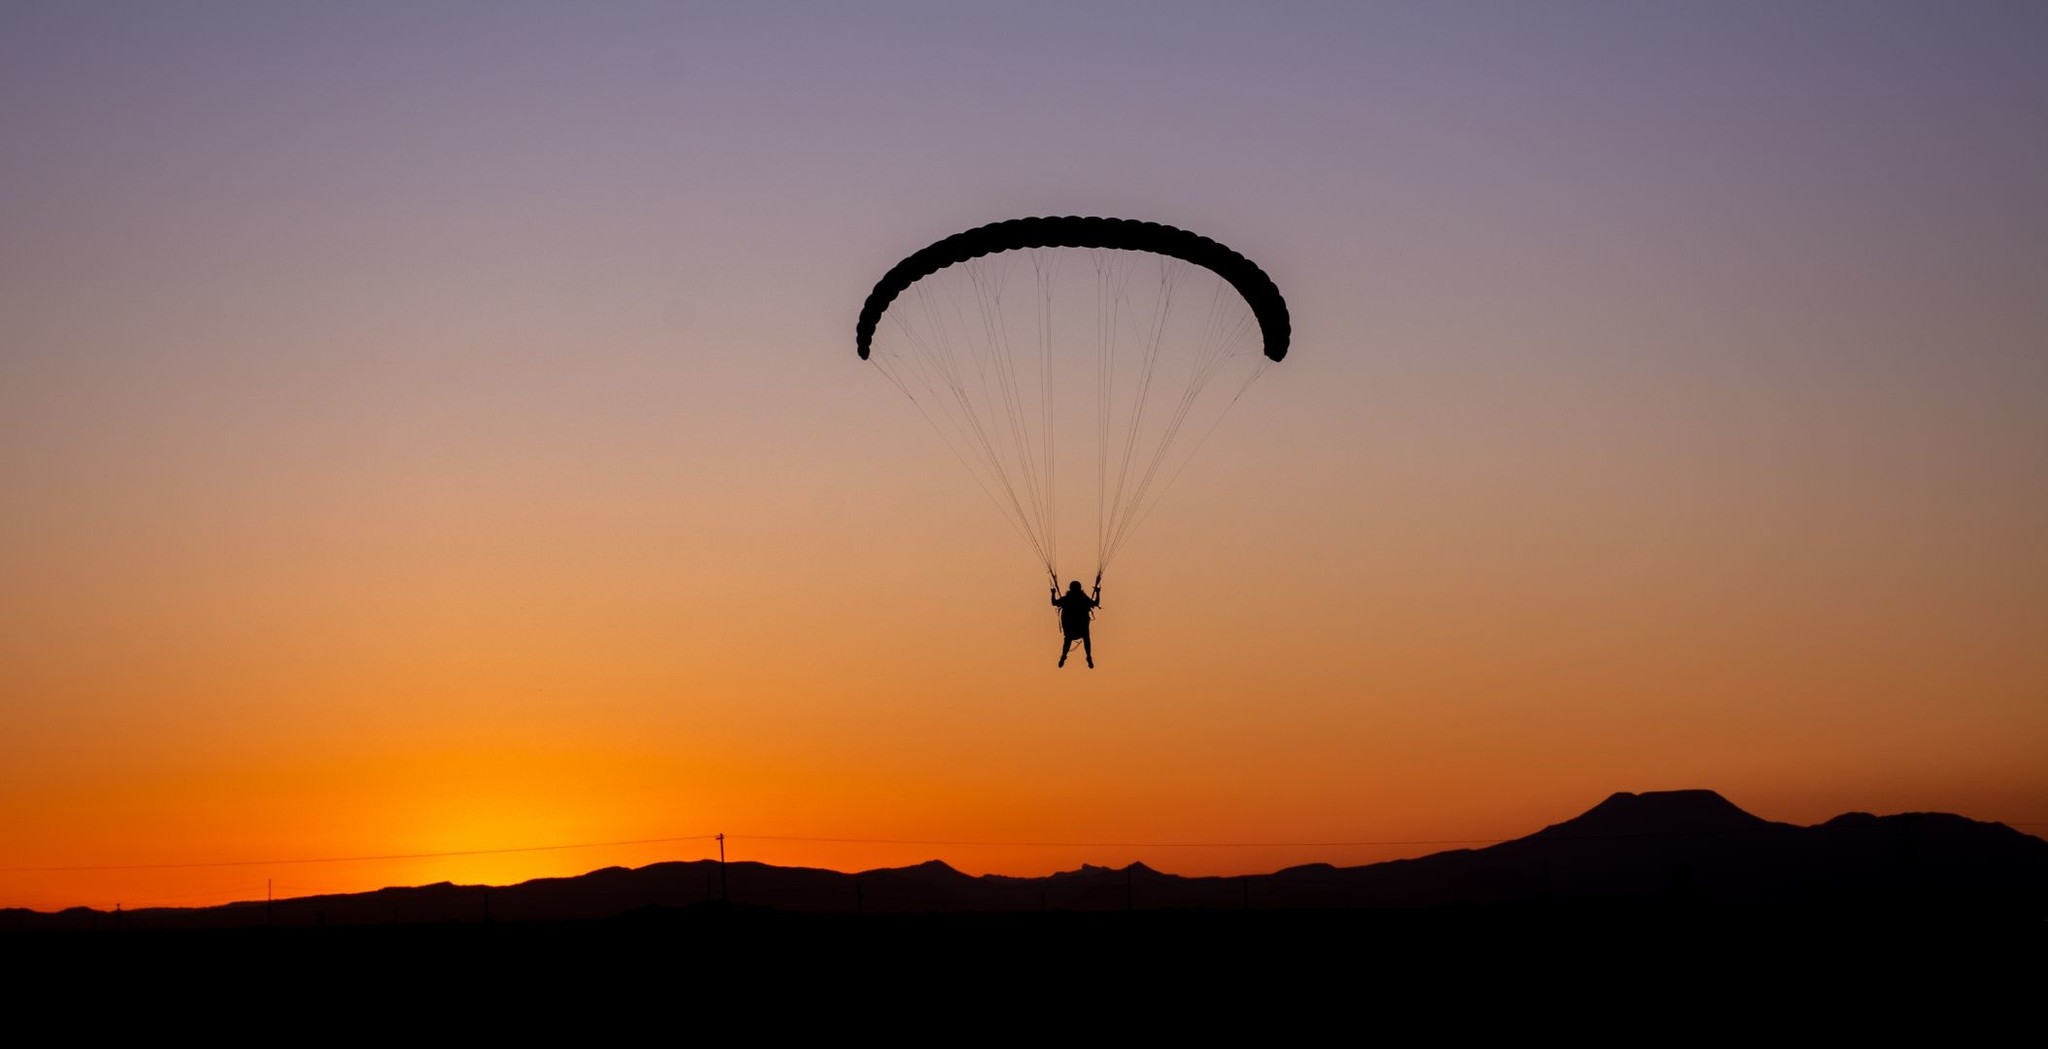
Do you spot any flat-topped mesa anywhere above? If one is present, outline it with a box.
[1528,789,1785,841]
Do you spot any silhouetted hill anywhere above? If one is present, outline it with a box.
[9,790,2043,932]
[1533,787,1783,839]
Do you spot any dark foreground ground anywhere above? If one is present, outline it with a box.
[10,902,2041,1032]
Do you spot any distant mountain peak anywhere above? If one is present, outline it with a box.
[1530,789,1780,841]
[1050,863,1121,879]
[866,859,966,879]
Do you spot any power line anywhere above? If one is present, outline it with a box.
[0,834,723,874]
[741,833,1506,849]
[10,819,2045,875]
[0,831,1491,874]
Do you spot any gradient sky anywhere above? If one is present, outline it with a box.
[3,2,2044,910]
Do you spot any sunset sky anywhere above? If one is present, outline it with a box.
[4,3,2044,911]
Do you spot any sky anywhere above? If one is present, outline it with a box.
[3,2,2044,911]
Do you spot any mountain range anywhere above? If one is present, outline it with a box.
[10,790,2045,932]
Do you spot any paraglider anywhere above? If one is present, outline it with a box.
[855,216,1289,662]
[1051,577,1102,669]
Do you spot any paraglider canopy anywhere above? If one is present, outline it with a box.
[856,215,1289,584]
[857,216,1290,363]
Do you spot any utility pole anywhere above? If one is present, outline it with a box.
[716,832,728,905]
